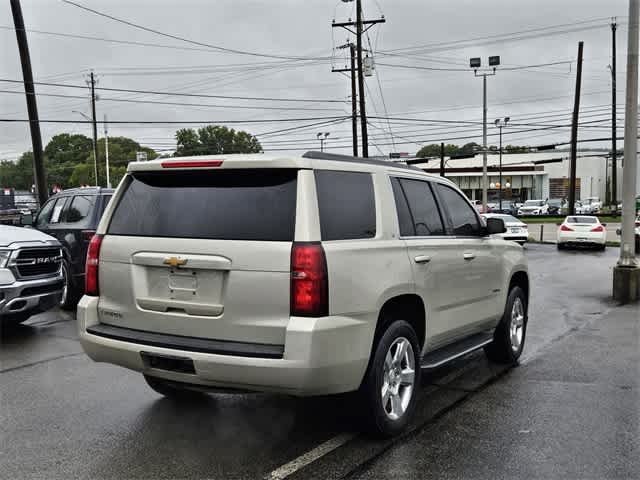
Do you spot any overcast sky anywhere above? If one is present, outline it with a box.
[0,0,632,160]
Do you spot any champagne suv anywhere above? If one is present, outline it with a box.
[77,151,529,436]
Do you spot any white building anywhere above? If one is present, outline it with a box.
[411,151,624,203]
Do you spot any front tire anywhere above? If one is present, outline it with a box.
[359,320,421,437]
[59,261,80,311]
[484,286,528,364]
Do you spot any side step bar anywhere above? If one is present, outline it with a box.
[421,332,494,370]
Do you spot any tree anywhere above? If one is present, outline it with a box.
[44,134,93,166]
[0,152,35,190]
[504,144,528,154]
[416,143,459,158]
[175,125,262,156]
[460,142,481,154]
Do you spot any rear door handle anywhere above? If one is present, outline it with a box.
[463,252,476,261]
[414,255,431,264]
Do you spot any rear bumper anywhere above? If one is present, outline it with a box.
[77,296,374,396]
[557,232,606,245]
[0,271,64,317]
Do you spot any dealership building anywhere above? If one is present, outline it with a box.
[409,151,624,203]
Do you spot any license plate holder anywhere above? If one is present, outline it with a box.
[141,352,196,374]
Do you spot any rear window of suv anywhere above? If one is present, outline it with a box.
[108,169,297,241]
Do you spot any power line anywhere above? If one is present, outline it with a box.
[0,116,349,124]
[0,78,348,103]
[376,59,574,73]
[0,89,346,112]
[61,0,331,61]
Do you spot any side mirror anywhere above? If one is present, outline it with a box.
[20,213,33,226]
[556,222,562,226]
[616,228,622,236]
[486,217,506,235]
[601,223,607,227]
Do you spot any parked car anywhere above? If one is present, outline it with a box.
[481,214,528,245]
[557,215,607,250]
[615,216,640,252]
[581,197,602,214]
[32,187,114,309]
[77,151,530,437]
[547,198,565,215]
[517,199,549,216]
[0,224,63,328]
[491,201,520,216]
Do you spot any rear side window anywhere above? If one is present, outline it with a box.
[108,169,297,241]
[434,183,482,236]
[394,178,444,236]
[66,195,95,223]
[315,170,376,241]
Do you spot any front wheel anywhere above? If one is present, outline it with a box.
[359,320,421,437]
[484,286,528,364]
[59,261,80,311]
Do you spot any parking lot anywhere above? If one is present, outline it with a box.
[2,243,636,480]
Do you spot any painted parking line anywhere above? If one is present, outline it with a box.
[265,432,357,480]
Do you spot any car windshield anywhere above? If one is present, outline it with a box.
[548,199,563,206]
[501,215,520,223]
[524,200,544,207]
[566,216,597,224]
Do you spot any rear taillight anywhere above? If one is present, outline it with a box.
[290,242,328,317]
[560,224,573,231]
[85,234,103,296]
[591,225,604,232]
[81,230,96,242]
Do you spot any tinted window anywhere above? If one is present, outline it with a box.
[395,178,444,236]
[99,195,112,217]
[435,184,482,236]
[315,170,376,240]
[66,195,95,223]
[567,216,597,224]
[108,169,297,241]
[35,199,56,228]
[50,198,70,224]
[391,178,414,236]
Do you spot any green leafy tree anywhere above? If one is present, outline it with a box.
[0,152,35,190]
[416,144,459,158]
[460,142,481,154]
[44,133,93,166]
[504,144,529,154]
[175,125,262,156]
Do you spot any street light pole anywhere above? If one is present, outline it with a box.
[471,56,499,213]
[317,132,330,152]
[104,114,110,188]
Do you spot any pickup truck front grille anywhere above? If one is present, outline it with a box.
[15,247,62,278]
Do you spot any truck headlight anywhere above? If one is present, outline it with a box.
[0,249,11,268]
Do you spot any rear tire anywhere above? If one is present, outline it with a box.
[359,320,421,437]
[144,375,206,400]
[557,243,564,250]
[484,286,527,364]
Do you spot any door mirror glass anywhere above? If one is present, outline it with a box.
[20,213,33,226]
[486,217,507,235]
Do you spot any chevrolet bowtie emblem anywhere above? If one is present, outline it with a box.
[163,257,188,268]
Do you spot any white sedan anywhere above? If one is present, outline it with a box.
[557,216,607,250]
[482,213,528,245]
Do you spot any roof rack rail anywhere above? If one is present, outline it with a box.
[302,151,422,171]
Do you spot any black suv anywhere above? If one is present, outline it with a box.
[32,187,114,309]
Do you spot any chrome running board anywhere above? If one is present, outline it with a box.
[421,332,494,370]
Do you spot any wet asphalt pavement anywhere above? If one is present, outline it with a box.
[1,244,637,479]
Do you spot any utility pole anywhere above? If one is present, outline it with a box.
[495,117,510,212]
[332,0,385,158]
[332,42,358,156]
[568,41,584,216]
[613,0,639,302]
[87,71,99,186]
[10,0,47,205]
[611,19,618,206]
[440,142,445,178]
[104,114,110,188]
